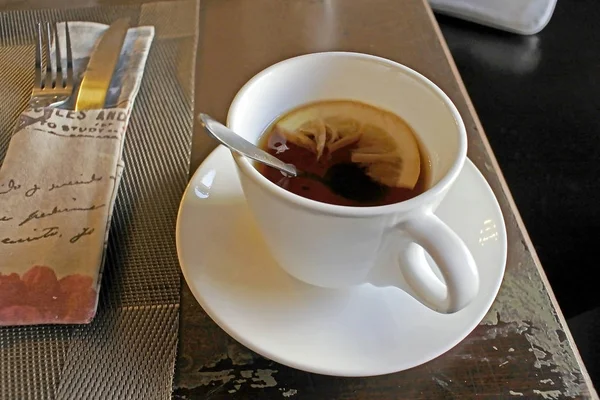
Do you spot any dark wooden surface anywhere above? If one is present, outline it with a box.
[0,0,597,398]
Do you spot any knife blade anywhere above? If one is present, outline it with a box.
[75,18,130,111]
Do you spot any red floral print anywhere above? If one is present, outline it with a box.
[0,265,97,325]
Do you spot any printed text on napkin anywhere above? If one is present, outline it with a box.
[0,107,127,325]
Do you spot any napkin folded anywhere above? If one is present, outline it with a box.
[429,0,557,35]
[0,22,154,326]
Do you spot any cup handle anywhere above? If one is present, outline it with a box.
[398,212,479,313]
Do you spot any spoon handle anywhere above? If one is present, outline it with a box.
[199,113,298,177]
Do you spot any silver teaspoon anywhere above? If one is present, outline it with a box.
[199,113,298,177]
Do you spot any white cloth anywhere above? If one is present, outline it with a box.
[429,0,557,35]
[0,22,154,326]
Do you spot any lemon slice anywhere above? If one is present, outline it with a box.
[275,104,362,160]
[274,100,421,189]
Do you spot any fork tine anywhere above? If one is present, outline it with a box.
[65,22,73,88]
[53,23,62,88]
[30,21,73,107]
[34,22,43,89]
[43,22,53,89]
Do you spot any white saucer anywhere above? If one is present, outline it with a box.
[176,145,507,377]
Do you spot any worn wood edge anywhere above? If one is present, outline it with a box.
[421,1,599,397]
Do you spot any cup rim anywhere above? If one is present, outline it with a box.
[226,51,467,217]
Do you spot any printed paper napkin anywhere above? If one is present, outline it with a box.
[0,22,154,325]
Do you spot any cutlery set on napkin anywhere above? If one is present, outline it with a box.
[0,19,154,325]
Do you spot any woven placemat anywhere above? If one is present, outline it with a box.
[0,1,198,398]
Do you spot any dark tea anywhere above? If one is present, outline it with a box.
[256,100,430,207]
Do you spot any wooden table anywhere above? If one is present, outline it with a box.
[1,0,597,398]
[177,0,598,398]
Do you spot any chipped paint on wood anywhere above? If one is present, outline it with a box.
[176,364,284,394]
[176,369,235,389]
[480,256,585,397]
[280,388,298,397]
[533,389,563,399]
[249,369,279,388]
[240,370,253,379]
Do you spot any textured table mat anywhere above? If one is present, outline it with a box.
[0,1,198,398]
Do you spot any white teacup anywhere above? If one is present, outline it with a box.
[227,52,479,313]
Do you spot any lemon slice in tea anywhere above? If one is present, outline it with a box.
[274,100,422,189]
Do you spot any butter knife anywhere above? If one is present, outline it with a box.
[75,18,130,111]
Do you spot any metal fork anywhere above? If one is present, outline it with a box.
[31,22,74,108]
